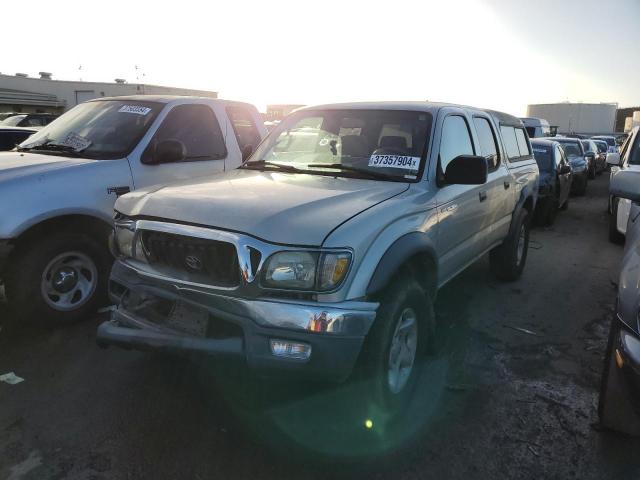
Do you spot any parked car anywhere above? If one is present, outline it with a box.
[593,139,609,171]
[554,137,589,195]
[581,139,601,177]
[607,126,640,243]
[531,139,572,225]
[520,117,551,138]
[97,102,539,415]
[599,169,640,436]
[0,112,21,122]
[0,113,59,128]
[0,95,266,324]
[0,126,37,151]
[592,135,619,153]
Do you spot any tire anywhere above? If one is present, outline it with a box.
[490,208,530,281]
[4,232,111,325]
[598,318,640,436]
[576,176,587,196]
[588,164,596,180]
[359,274,434,414]
[609,198,625,244]
[544,196,559,226]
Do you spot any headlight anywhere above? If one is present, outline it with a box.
[262,251,351,291]
[114,218,147,262]
[114,220,135,257]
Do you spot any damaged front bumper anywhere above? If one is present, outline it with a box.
[97,261,378,382]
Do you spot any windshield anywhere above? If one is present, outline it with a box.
[18,100,162,159]
[556,140,582,158]
[594,141,607,153]
[1,115,26,126]
[531,145,553,170]
[247,109,432,181]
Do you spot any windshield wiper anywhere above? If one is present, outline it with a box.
[18,140,82,157]
[240,160,302,173]
[306,163,398,180]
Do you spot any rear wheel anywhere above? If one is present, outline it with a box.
[5,232,111,325]
[609,198,625,244]
[490,208,530,281]
[544,196,559,226]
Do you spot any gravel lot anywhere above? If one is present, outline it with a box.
[2,173,640,479]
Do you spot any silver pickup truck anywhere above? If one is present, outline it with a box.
[98,102,538,412]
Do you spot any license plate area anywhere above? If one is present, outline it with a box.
[164,300,209,337]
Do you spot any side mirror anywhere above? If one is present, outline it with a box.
[559,165,571,175]
[606,152,621,166]
[610,170,640,202]
[444,155,488,185]
[142,139,187,165]
[241,144,254,162]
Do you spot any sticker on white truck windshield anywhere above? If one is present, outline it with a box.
[118,105,151,116]
[368,154,420,170]
[59,132,92,151]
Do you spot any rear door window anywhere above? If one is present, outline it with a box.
[515,128,531,157]
[500,126,521,159]
[439,115,474,172]
[473,117,500,171]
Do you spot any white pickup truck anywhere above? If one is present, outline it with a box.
[0,95,266,324]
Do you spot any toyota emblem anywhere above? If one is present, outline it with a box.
[185,255,203,271]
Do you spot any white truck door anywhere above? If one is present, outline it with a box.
[128,103,234,190]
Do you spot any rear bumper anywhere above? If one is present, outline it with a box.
[97,261,377,382]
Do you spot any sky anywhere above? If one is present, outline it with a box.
[2,0,638,115]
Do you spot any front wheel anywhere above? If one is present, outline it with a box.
[360,275,434,414]
[5,232,111,325]
[490,208,530,281]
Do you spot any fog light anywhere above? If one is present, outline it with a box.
[270,339,311,360]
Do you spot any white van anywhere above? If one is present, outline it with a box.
[520,117,551,138]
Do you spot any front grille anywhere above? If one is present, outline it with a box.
[140,231,240,287]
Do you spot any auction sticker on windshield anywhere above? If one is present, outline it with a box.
[59,132,92,151]
[369,154,420,170]
[118,105,152,116]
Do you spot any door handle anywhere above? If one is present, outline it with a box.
[479,191,487,202]
[504,181,510,189]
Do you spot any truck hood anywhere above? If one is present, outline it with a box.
[0,151,94,182]
[116,169,409,246]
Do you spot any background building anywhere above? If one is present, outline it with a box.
[526,102,617,135]
[265,104,305,121]
[616,106,640,132]
[0,72,218,114]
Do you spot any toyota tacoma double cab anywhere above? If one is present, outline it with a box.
[98,102,538,412]
[0,96,265,323]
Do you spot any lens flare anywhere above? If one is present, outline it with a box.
[364,419,373,429]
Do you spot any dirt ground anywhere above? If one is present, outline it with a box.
[2,173,640,479]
